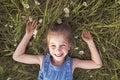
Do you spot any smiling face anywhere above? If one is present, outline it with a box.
[46,22,73,63]
[47,32,71,62]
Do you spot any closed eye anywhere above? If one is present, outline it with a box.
[61,44,66,47]
[50,45,56,48]
[61,45,65,46]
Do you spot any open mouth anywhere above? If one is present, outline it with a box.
[54,54,63,57]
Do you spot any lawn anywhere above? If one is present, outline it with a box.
[0,0,120,80]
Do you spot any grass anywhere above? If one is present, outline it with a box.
[0,0,120,80]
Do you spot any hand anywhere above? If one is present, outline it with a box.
[26,20,38,35]
[81,29,93,43]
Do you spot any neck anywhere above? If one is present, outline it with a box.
[51,58,65,66]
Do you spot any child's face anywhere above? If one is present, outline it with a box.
[47,33,70,61]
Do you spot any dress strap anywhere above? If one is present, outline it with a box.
[65,56,73,80]
[38,53,50,80]
[43,53,50,75]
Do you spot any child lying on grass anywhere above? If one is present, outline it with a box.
[13,20,102,80]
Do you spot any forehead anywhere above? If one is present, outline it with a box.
[47,32,68,44]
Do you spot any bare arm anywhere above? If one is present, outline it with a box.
[13,20,43,65]
[73,30,102,70]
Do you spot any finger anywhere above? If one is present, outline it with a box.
[86,31,93,39]
[33,21,38,29]
[83,30,90,38]
[31,20,36,27]
[83,29,87,36]
[32,20,37,29]
[81,30,85,39]
[26,20,31,27]
[84,29,90,36]
[85,29,89,34]
[86,30,91,36]
[34,24,38,30]
[26,20,29,26]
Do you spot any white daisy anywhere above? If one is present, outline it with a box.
[78,50,85,55]
[33,29,38,38]
[35,0,40,5]
[64,7,70,14]
[5,24,8,27]
[9,25,13,28]
[74,47,79,50]
[39,18,43,23]
[90,75,93,78]
[29,16,33,22]
[83,2,88,7]
[24,3,30,9]
[57,18,62,24]
[14,43,17,47]
[74,35,79,39]
[7,77,12,80]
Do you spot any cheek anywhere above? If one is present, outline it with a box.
[62,47,70,52]
[48,47,56,53]
[48,47,53,52]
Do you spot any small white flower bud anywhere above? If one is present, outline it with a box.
[57,18,62,24]
[7,77,12,80]
[5,24,8,27]
[74,47,79,50]
[9,25,13,28]
[29,16,33,22]
[35,0,40,5]
[74,35,79,39]
[83,2,88,7]
[39,19,43,23]
[24,3,30,9]
[64,7,70,14]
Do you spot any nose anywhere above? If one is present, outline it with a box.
[55,46,61,52]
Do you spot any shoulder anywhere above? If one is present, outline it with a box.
[38,53,50,68]
[37,55,44,68]
[65,56,73,66]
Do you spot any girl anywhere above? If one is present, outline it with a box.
[13,20,102,80]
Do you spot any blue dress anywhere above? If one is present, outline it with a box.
[38,53,73,80]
